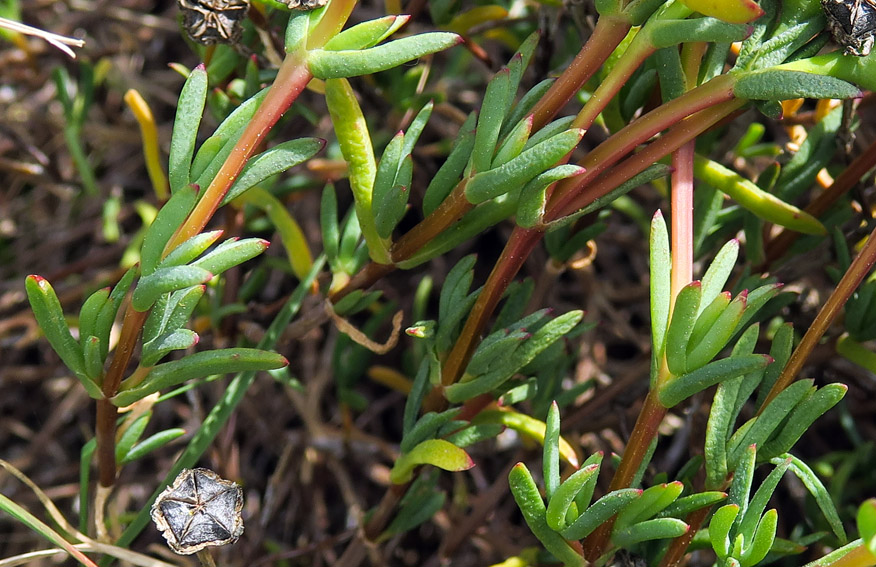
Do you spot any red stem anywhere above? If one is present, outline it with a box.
[169,51,313,250]
[391,179,472,263]
[552,98,746,220]
[529,16,631,131]
[760,223,876,410]
[97,304,148,487]
[544,74,737,220]
[582,390,668,561]
[764,136,876,266]
[440,228,543,386]
[670,141,695,299]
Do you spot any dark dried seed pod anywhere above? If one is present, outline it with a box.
[277,0,328,10]
[152,468,244,555]
[822,0,876,56]
[178,0,250,45]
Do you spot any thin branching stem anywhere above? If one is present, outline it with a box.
[168,51,314,250]
[764,137,876,266]
[545,74,737,219]
[440,227,543,386]
[760,223,876,409]
[582,390,667,560]
[529,15,631,131]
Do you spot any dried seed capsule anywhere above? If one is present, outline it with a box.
[277,0,328,9]
[152,468,244,555]
[178,0,250,45]
[822,0,876,56]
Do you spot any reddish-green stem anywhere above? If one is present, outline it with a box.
[552,98,746,220]
[571,35,655,132]
[764,136,876,266]
[529,15,631,131]
[668,41,704,300]
[96,304,149,487]
[390,178,472,263]
[671,141,695,299]
[582,390,668,561]
[168,51,314,250]
[760,223,876,410]
[659,506,712,567]
[441,227,543,386]
[545,74,737,219]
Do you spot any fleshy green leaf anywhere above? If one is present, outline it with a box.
[472,68,511,174]
[760,384,847,459]
[465,129,584,204]
[190,237,269,275]
[660,491,728,518]
[389,439,474,484]
[711,504,741,559]
[308,33,461,79]
[143,285,205,344]
[25,276,90,389]
[741,509,778,567]
[612,517,689,547]
[858,499,876,556]
[324,77,390,263]
[400,409,462,453]
[561,489,641,540]
[544,401,561,501]
[651,211,671,359]
[493,115,533,168]
[778,454,847,542]
[693,155,825,234]
[141,328,199,367]
[131,266,213,312]
[616,482,684,528]
[733,69,861,101]
[77,288,109,350]
[700,239,740,314]
[169,64,208,194]
[685,292,747,371]
[140,183,199,276]
[445,311,584,402]
[649,17,751,49]
[323,15,409,51]
[112,348,287,406]
[775,50,876,92]
[517,165,586,228]
[545,463,601,531]
[120,428,186,464]
[158,230,223,270]
[422,113,476,216]
[115,412,150,464]
[222,138,326,205]
[659,354,772,408]
[679,0,763,23]
[726,380,813,467]
[82,336,104,382]
[665,282,703,376]
[508,464,585,567]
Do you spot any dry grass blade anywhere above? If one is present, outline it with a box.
[0,16,84,58]
[0,460,180,567]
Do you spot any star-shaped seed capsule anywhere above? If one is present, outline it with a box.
[152,468,244,555]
